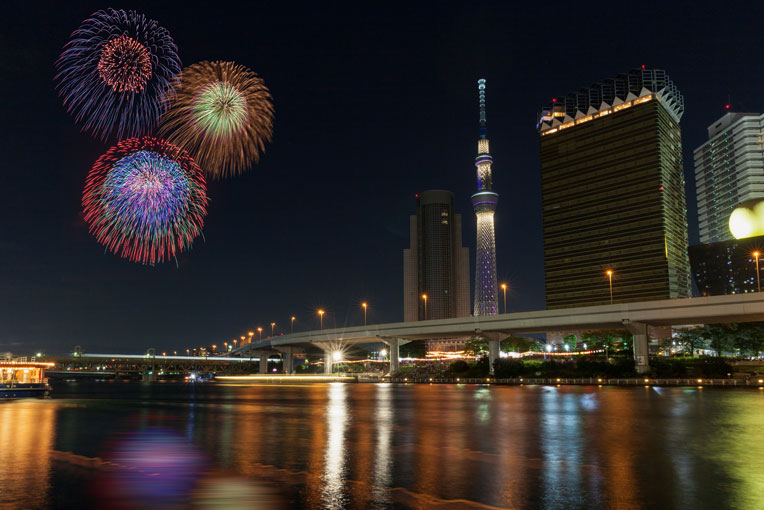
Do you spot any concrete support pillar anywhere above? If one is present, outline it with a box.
[624,321,650,374]
[324,352,333,374]
[259,353,268,374]
[388,338,400,374]
[281,347,294,374]
[487,339,500,375]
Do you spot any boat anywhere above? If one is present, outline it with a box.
[0,358,54,399]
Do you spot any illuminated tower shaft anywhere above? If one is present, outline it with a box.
[472,79,499,316]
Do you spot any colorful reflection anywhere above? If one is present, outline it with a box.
[3,383,764,509]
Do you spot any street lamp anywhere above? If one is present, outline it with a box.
[500,283,508,314]
[754,251,761,292]
[270,322,276,337]
[257,327,263,340]
[291,316,296,333]
[362,302,368,326]
[606,269,614,304]
[421,294,428,320]
[318,309,325,330]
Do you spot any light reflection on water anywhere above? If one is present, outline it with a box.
[2,383,764,509]
[322,383,348,509]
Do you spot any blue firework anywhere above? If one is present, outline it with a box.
[82,137,208,265]
[55,9,181,141]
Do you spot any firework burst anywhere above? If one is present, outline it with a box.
[82,137,208,265]
[158,61,274,179]
[55,9,181,141]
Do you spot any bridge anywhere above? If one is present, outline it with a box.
[48,350,260,380]
[231,293,764,374]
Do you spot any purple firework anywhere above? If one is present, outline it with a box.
[82,137,208,265]
[55,9,181,141]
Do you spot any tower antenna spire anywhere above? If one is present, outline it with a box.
[472,78,499,317]
[478,78,487,139]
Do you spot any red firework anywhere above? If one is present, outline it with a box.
[82,137,208,265]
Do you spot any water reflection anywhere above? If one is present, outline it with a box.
[372,383,393,503]
[3,383,764,509]
[0,401,56,509]
[321,382,348,509]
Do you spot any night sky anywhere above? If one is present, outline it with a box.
[2,1,763,354]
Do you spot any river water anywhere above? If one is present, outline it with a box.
[2,381,763,509]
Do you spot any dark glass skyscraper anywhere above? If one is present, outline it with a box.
[403,190,470,321]
[537,68,692,309]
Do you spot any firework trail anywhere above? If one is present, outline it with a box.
[158,61,274,179]
[55,9,181,141]
[82,137,208,265]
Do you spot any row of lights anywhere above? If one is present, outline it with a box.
[222,303,374,354]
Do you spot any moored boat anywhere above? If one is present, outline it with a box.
[0,359,54,399]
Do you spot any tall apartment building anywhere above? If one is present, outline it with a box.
[403,190,470,322]
[537,68,692,309]
[694,112,764,243]
[689,234,763,296]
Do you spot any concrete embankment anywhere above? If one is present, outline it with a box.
[384,376,764,387]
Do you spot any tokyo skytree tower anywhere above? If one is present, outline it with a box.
[472,79,499,316]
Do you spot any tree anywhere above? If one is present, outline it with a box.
[561,334,577,351]
[733,322,764,356]
[501,336,540,353]
[463,337,488,356]
[674,327,708,356]
[704,324,735,356]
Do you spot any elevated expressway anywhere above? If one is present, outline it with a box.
[232,293,764,374]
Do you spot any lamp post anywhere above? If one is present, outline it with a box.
[318,309,325,330]
[754,251,761,292]
[270,322,276,337]
[361,302,368,326]
[500,283,508,314]
[421,294,428,320]
[606,269,614,304]
[257,327,263,340]
[247,332,254,344]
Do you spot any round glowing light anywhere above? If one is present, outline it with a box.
[379,349,388,357]
[192,81,249,141]
[729,206,760,239]
[98,35,152,93]
[159,61,273,179]
[82,137,208,265]
[55,9,180,141]
[332,351,343,362]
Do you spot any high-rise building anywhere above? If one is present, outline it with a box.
[537,68,692,309]
[403,190,470,322]
[689,235,764,295]
[694,112,764,244]
[472,79,499,316]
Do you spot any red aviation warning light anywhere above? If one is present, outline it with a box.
[641,64,646,70]
[725,104,731,109]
